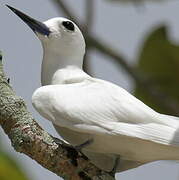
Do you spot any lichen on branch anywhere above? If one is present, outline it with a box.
[0,52,114,180]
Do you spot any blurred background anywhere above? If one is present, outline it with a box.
[1,0,179,179]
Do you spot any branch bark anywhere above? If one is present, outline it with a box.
[0,53,114,180]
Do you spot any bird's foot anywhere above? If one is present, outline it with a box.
[73,139,94,161]
[52,136,79,166]
[109,156,120,177]
[52,136,92,165]
[74,138,93,151]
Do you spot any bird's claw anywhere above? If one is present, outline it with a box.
[52,136,92,165]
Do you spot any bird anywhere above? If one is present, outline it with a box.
[6,5,179,174]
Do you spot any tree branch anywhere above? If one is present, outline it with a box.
[0,53,114,180]
[52,0,80,24]
[83,0,95,75]
[85,0,94,30]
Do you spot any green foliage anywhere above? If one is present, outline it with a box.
[0,149,29,180]
[135,26,179,114]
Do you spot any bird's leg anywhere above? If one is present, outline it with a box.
[74,138,94,151]
[52,136,93,165]
[52,136,80,166]
[109,156,120,177]
[73,139,94,161]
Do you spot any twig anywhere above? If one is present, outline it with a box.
[0,53,115,180]
[83,0,95,74]
[52,0,80,24]
[85,0,95,30]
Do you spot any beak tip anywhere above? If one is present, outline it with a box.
[6,4,16,13]
[6,4,12,9]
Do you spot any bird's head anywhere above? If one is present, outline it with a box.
[6,5,86,58]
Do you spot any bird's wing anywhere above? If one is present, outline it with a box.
[32,78,179,146]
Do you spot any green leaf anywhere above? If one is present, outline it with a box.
[0,149,29,180]
[135,26,179,114]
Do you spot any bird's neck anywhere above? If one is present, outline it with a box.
[41,49,88,85]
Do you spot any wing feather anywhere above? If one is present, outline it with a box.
[32,78,179,146]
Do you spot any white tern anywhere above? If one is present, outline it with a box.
[7,5,179,173]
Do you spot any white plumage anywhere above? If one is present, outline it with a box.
[7,6,179,172]
[32,71,179,169]
[31,17,179,172]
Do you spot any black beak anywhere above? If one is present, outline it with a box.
[6,5,51,36]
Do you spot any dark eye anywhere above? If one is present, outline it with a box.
[62,21,75,31]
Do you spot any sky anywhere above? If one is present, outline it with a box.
[1,0,179,180]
